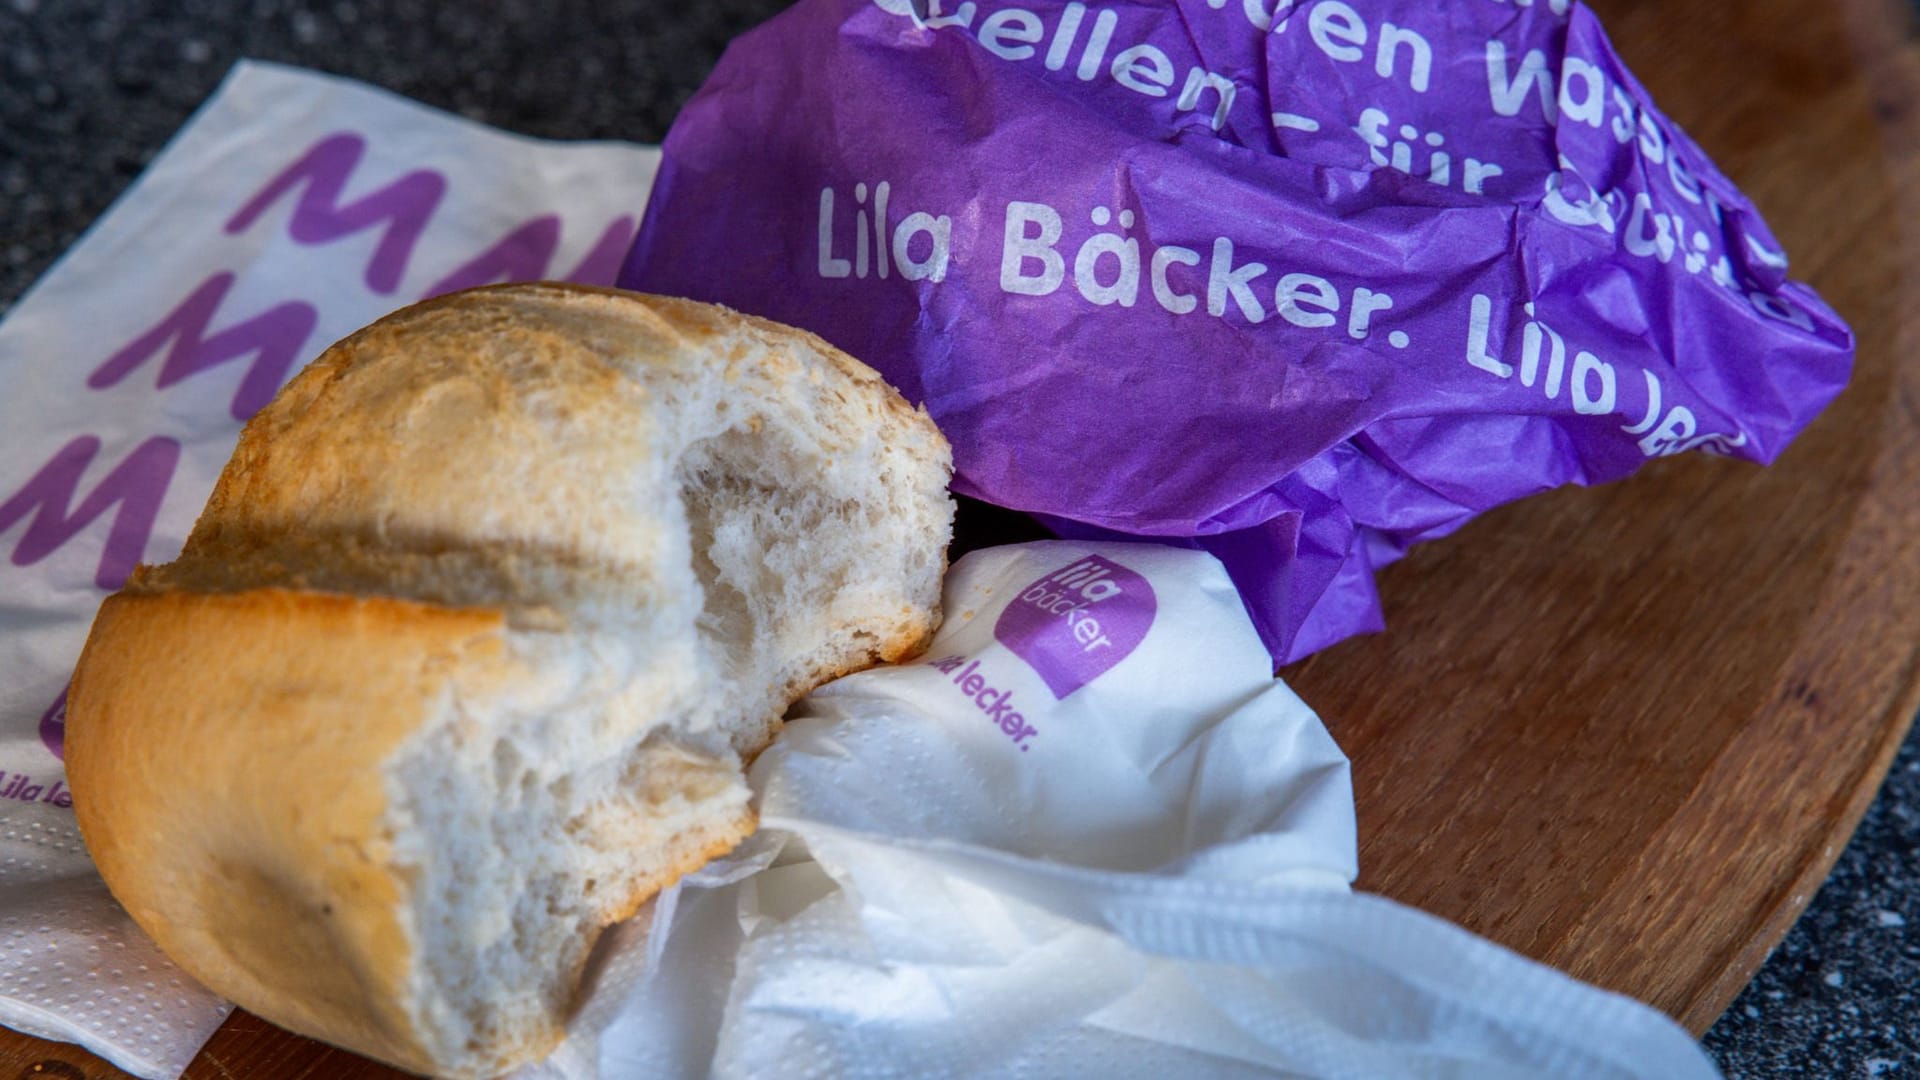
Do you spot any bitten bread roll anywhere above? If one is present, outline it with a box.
[65,284,954,1078]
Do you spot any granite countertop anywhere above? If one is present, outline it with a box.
[3,1,1917,1076]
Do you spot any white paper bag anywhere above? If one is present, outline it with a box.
[529,543,1722,1080]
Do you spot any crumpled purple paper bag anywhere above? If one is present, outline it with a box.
[620,0,1852,664]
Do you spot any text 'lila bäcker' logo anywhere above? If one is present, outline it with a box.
[993,555,1155,698]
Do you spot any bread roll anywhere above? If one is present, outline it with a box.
[65,284,954,1078]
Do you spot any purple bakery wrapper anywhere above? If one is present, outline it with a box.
[620,0,1853,664]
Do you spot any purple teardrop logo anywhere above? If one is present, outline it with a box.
[994,555,1155,698]
[39,686,67,761]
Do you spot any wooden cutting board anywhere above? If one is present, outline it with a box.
[3,0,1917,1075]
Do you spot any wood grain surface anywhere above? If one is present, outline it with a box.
[1,0,1916,1076]
[1289,0,1920,1033]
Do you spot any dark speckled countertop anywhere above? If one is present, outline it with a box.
[2,1,1917,1076]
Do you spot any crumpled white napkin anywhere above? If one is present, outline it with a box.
[520,542,1723,1080]
[0,59,659,1078]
